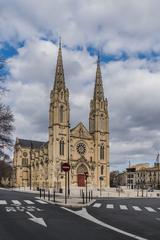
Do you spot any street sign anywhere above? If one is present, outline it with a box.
[99,176,104,181]
[62,163,70,172]
[84,171,89,179]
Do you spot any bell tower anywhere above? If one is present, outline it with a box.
[89,55,110,187]
[48,40,70,188]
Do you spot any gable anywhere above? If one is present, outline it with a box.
[70,122,92,139]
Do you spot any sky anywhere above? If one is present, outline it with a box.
[0,0,160,171]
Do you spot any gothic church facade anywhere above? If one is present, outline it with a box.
[13,43,110,190]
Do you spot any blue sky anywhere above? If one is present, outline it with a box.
[1,0,160,171]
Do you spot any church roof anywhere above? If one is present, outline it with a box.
[70,122,92,139]
[16,138,47,149]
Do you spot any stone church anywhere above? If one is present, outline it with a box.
[13,42,110,190]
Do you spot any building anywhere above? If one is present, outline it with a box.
[13,42,110,190]
[126,162,160,189]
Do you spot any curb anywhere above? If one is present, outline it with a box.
[36,197,96,208]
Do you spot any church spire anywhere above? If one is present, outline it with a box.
[93,54,104,101]
[54,38,65,91]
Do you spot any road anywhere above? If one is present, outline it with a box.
[87,197,160,240]
[0,189,159,240]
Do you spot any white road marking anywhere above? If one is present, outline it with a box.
[132,206,142,211]
[93,203,101,208]
[106,204,114,209]
[145,207,156,212]
[26,211,47,227]
[6,206,17,212]
[0,200,7,205]
[62,207,148,240]
[11,200,21,205]
[35,200,48,204]
[24,200,35,205]
[120,205,128,210]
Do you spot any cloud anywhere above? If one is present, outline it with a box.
[1,0,160,54]
[1,0,160,169]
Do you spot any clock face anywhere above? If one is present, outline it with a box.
[76,143,86,155]
[23,152,28,157]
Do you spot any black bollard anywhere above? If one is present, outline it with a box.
[48,190,50,201]
[91,190,93,200]
[43,189,45,199]
[82,192,85,204]
[40,188,41,198]
[53,190,55,202]
[89,191,91,202]
[86,192,88,204]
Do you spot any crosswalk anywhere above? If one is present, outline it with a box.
[92,203,160,213]
[0,199,48,205]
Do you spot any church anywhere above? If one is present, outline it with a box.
[13,42,110,190]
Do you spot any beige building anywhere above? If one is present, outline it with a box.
[126,162,160,189]
[13,42,110,190]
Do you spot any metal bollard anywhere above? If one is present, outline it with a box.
[40,188,42,198]
[86,192,88,204]
[89,191,91,202]
[53,190,56,202]
[43,189,45,199]
[82,192,85,204]
[48,190,50,201]
[91,190,93,200]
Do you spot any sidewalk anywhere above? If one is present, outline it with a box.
[1,187,160,207]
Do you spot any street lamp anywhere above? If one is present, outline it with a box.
[99,176,104,197]
[67,121,70,197]
[84,171,89,203]
[29,141,33,190]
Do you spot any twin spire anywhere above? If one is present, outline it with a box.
[54,38,65,91]
[54,40,105,102]
[93,53,104,101]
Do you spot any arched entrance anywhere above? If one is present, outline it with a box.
[77,164,88,187]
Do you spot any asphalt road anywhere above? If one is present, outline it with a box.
[87,197,160,240]
[0,189,133,240]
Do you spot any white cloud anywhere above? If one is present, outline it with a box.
[1,0,160,54]
[1,0,160,169]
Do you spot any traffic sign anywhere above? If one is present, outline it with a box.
[99,176,104,181]
[84,171,89,179]
[61,163,70,172]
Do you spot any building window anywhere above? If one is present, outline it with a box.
[59,140,64,155]
[101,165,104,175]
[100,145,104,160]
[59,105,64,123]
[22,158,28,167]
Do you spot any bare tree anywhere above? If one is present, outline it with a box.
[0,56,14,159]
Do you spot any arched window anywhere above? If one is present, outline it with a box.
[59,105,64,123]
[100,145,104,160]
[59,140,64,155]
[101,165,104,175]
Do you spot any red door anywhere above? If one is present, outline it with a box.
[77,174,85,187]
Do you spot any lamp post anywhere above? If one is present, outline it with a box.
[157,153,160,189]
[29,141,33,190]
[67,121,70,197]
[84,171,89,203]
[99,176,103,197]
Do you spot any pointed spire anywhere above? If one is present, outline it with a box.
[93,54,104,101]
[53,38,65,91]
